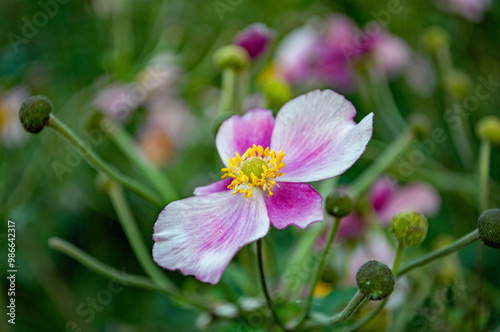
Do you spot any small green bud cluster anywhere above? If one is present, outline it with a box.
[391,211,428,247]
[478,209,500,248]
[476,116,500,146]
[19,95,52,133]
[260,78,292,111]
[213,45,250,72]
[356,260,395,301]
[325,192,353,218]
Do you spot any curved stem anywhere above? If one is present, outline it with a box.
[298,217,342,326]
[344,298,387,332]
[48,237,208,311]
[397,229,480,277]
[302,290,367,329]
[107,181,177,294]
[393,243,404,275]
[350,129,414,197]
[256,239,288,331]
[102,122,179,202]
[47,115,163,207]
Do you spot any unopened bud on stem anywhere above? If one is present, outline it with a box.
[391,211,428,247]
[19,95,52,133]
[478,209,500,248]
[356,260,395,301]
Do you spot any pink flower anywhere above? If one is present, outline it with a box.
[153,90,374,284]
[437,0,491,21]
[95,83,140,123]
[370,32,411,78]
[234,23,275,60]
[337,178,441,240]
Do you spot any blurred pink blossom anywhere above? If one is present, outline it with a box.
[0,86,30,148]
[275,15,411,91]
[94,83,140,123]
[437,0,491,21]
[234,23,275,59]
[337,177,441,240]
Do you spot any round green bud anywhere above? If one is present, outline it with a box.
[476,116,500,146]
[211,113,233,138]
[213,45,250,71]
[19,95,52,133]
[325,192,353,218]
[260,78,293,111]
[422,27,449,53]
[409,113,432,140]
[444,70,471,100]
[478,209,500,248]
[356,260,395,301]
[391,211,428,247]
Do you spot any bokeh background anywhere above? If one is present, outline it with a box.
[1,0,500,331]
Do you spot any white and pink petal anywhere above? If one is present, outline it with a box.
[194,179,232,196]
[264,182,323,230]
[153,190,269,284]
[216,109,275,167]
[270,90,373,183]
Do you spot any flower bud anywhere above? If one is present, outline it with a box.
[325,192,353,218]
[356,260,395,301]
[19,95,52,133]
[260,78,293,111]
[213,45,250,72]
[478,209,500,248]
[444,70,471,100]
[391,211,428,247]
[476,116,500,146]
[422,27,449,53]
[409,113,432,140]
[234,22,275,59]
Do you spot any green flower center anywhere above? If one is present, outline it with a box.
[240,157,267,179]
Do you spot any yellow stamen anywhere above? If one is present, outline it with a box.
[221,144,285,198]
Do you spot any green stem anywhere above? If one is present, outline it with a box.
[435,40,474,170]
[393,243,404,275]
[220,68,236,114]
[48,237,208,311]
[102,122,179,202]
[302,290,367,329]
[477,138,490,330]
[369,67,408,137]
[479,139,491,212]
[299,217,342,326]
[256,239,288,331]
[107,181,178,293]
[237,69,249,114]
[397,229,480,277]
[111,0,133,77]
[344,298,388,332]
[47,115,163,207]
[350,129,414,197]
